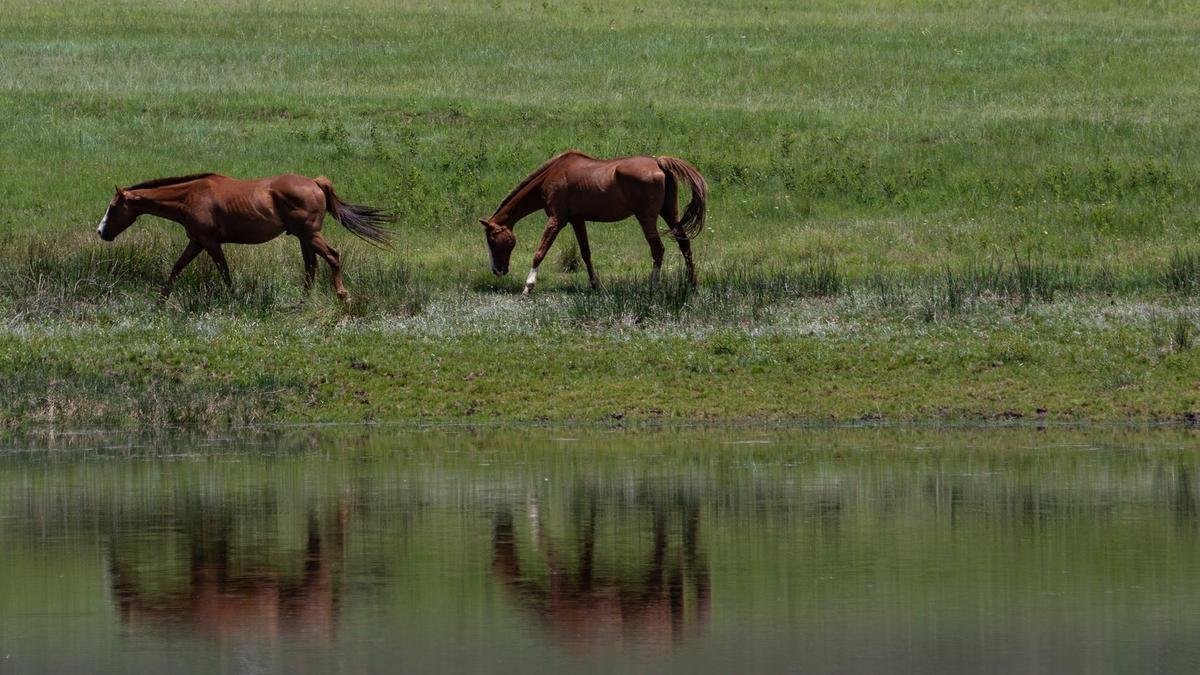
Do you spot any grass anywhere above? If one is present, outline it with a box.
[0,0,1198,429]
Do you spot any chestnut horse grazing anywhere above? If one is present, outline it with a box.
[97,173,393,302]
[479,151,708,294]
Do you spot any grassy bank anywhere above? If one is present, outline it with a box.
[0,0,1197,428]
[2,289,1197,428]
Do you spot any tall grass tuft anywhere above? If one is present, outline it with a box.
[556,244,582,274]
[1173,317,1193,352]
[707,258,842,301]
[567,271,696,326]
[1163,249,1200,294]
[0,235,169,318]
[959,253,1075,304]
[563,259,843,327]
[867,268,910,309]
[340,258,430,318]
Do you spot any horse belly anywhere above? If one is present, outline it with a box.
[566,188,634,222]
[221,226,282,245]
[213,195,286,243]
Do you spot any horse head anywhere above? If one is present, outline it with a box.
[479,218,515,276]
[97,187,138,241]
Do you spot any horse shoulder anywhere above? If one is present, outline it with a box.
[181,180,218,213]
[539,163,573,197]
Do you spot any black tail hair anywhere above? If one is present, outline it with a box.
[314,176,395,249]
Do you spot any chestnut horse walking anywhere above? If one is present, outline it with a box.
[479,151,708,293]
[97,173,393,301]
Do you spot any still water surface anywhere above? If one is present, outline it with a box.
[1,427,1199,674]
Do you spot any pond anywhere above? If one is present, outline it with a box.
[1,427,1198,674]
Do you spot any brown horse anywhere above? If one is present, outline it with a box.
[491,497,710,650]
[107,505,348,645]
[479,151,708,294]
[97,173,394,302]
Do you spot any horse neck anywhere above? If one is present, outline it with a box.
[129,183,200,224]
[492,180,546,229]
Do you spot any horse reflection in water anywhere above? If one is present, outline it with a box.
[492,494,710,650]
[106,505,347,644]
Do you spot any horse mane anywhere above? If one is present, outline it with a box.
[125,173,218,191]
[491,151,592,217]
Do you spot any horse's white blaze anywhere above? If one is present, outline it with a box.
[525,266,539,286]
[487,239,498,272]
[97,209,109,237]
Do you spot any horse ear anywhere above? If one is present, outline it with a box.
[479,219,490,228]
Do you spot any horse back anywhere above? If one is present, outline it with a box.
[548,155,665,222]
[200,174,322,242]
[558,154,661,184]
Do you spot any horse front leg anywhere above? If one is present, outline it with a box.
[524,217,563,295]
[161,240,203,298]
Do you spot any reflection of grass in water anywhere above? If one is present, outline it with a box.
[4,428,1200,623]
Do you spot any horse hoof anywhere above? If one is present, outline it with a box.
[522,286,533,296]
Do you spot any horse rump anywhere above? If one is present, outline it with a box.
[656,156,708,240]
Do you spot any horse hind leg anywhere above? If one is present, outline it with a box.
[202,242,233,291]
[300,239,317,292]
[571,220,598,289]
[660,182,697,288]
[294,211,323,295]
[637,213,666,288]
[310,234,350,303]
[668,223,697,288]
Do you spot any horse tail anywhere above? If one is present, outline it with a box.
[656,156,708,240]
[314,176,394,249]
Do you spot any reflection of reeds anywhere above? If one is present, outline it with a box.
[4,428,1199,650]
[4,428,1199,537]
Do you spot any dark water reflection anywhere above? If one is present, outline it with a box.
[1,428,1199,674]
[108,504,346,644]
[492,491,710,651]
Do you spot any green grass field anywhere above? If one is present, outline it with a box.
[0,0,1198,429]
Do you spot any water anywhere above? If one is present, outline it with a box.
[1,427,1199,674]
